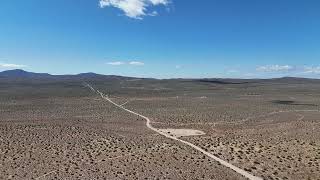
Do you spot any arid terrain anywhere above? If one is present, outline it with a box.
[0,70,319,180]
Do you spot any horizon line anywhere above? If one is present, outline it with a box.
[1,69,320,80]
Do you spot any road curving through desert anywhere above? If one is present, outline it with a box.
[86,83,263,180]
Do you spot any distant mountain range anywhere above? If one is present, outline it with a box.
[0,69,52,78]
[0,69,319,83]
[0,69,136,81]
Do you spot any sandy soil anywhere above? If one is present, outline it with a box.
[1,77,320,179]
[158,129,206,138]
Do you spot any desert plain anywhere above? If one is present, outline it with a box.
[0,72,319,180]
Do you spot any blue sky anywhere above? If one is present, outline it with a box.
[0,0,320,78]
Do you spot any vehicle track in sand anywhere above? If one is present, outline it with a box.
[85,83,263,180]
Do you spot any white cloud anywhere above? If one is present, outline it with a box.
[99,0,170,19]
[175,65,181,69]
[129,61,145,66]
[106,61,125,65]
[149,0,169,5]
[149,11,158,16]
[303,66,320,74]
[106,61,145,66]
[256,65,293,72]
[0,63,27,68]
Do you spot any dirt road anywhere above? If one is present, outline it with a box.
[86,83,263,180]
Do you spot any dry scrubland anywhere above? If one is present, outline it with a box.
[0,78,320,179]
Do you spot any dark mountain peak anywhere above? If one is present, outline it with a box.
[274,77,302,80]
[0,69,134,81]
[2,69,27,74]
[76,72,133,80]
[0,69,51,78]
[77,72,101,77]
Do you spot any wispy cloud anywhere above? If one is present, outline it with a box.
[106,61,125,66]
[149,11,158,16]
[256,65,294,72]
[106,61,145,66]
[129,61,144,66]
[303,66,320,74]
[99,0,170,19]
[0,63,27,68]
